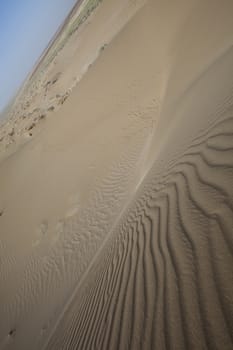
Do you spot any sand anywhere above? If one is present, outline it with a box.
[0,0,233,349]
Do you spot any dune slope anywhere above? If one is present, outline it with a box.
[0,0,233,349]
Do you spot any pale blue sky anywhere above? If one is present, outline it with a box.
[0,0,77,113]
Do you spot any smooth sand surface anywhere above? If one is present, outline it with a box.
[0,0,233,349]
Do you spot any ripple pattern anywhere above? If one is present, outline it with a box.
[45,81,233,349]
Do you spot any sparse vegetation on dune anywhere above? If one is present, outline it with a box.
[42,0,103,70]
[68,0,103,36]
[0,0,104,157]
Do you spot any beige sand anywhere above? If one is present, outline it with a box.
[0,0,233,349]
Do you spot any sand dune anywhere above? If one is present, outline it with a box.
[0,0,233,349]
[46,46,233,350]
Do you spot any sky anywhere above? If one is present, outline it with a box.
[0,0,77,113]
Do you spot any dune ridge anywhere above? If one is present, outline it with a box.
[44,39,233,350]
[0,0,233,349]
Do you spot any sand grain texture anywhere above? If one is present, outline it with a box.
[0,0,233,349]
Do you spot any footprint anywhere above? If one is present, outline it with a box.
[40,325,48,335]
[39,221,48,235]
[50,220,64,245]
[33,220,48,247]
[65,194,80,218]
[47,106,55,112]
[8,328,16,338]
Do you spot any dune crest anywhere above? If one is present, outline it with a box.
[0,0,233,349]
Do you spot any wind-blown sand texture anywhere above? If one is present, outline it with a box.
[0,0,233,349]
